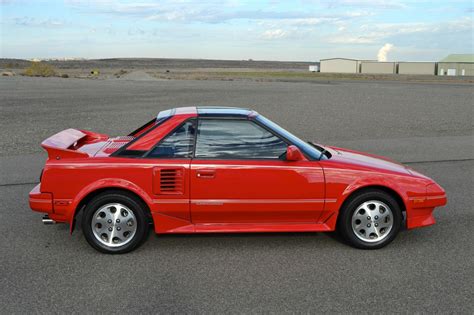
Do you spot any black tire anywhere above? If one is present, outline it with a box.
[81,191,150,254]
[338,189,402,249]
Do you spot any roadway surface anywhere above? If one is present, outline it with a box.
[0,76,473,313]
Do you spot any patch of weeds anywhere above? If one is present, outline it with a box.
[22,62,57,77]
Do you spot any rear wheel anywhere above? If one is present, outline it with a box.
[82,192,149,254]
[338,190,402,249]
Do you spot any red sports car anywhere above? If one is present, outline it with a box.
[29,107,447,253]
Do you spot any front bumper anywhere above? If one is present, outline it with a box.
[407,183,447,229]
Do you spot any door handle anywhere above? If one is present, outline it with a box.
[196,170,216,179]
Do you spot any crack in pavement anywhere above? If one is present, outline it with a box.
[0,181,39,187]
[402,158,474,165]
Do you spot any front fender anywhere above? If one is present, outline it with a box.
[339,175,409,208]
[328,173,430,228]
[322,173,416,228]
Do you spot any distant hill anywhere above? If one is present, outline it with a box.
[0,58,32,68]
[0,58,315,70]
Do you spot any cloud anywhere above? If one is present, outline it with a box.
[261,29,288,39]
[145,9,313,23]
[12,17,65,28]
[286,17,341,26]
[5,0,471,62]
[127,27,146,36]
[324,0,408,9]
[377,43,394,61]
[328,35,375,44]
[253,11,372,41]
[65,0,371,25]
[328,17,473,44]
[67,1,304,22]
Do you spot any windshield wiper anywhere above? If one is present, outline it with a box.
[307,142,330,160]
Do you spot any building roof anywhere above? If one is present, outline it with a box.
[320,58,358,61]
[360,61,395,64]
[397,61,436,64]
[439,54,474,63]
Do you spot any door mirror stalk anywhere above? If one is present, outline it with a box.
[286,145,305,161]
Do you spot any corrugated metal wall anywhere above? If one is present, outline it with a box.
[437,63,474,76]
[360,62,395,74]
[398,62,436,75]
[320,59,358,73]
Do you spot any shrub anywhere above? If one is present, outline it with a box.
[114,69,127,77]
[23,62,57,77]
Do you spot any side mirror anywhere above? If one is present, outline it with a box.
[286,145,305,161]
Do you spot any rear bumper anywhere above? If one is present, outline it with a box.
[29,184,68,223]
[29,184,53,214]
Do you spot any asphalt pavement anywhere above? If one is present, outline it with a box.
[0,76,472,313]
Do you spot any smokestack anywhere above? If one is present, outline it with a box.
[377,43,394,62]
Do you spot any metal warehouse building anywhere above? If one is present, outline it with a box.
[438,54,474,76]
[320,58,360,73]
[398,62,436,75]
[360,61,395,74]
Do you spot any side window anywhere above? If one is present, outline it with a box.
[148,120,195,158]
[195,119,288,159]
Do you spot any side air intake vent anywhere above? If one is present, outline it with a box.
[155,168,184,194]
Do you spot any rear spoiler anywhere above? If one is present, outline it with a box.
[41,129,106,160]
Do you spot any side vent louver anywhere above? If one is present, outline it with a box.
[159,168,183,194]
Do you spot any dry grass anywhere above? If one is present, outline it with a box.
[22,62,57,77]
[151,70,474,84]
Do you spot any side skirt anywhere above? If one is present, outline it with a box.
[152,212,336,234]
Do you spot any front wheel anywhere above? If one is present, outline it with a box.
[81,191,150,254]
[338,190,402,249]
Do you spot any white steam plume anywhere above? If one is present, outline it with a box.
[377,43,394,62]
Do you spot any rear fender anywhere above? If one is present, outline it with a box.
[68,178,154,233]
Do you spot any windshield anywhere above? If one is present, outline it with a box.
[256,115,324,160]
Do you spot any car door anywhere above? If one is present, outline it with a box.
[190,118,325,224]
[146,119,196,222]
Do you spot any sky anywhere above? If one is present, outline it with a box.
[0,0,473,61]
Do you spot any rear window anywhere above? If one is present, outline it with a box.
[148,120,196,158]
